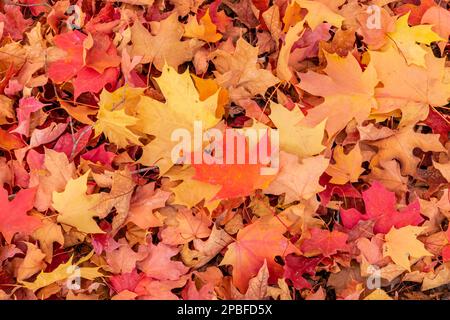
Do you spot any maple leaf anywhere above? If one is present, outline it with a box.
[301,228,349,257]
[160,208,212,245]
[109,269,143,294]
[182,278,216,300]
[28,148,75,212]
[191,130,275,200]
[93,98,142,149]
[0,187,41,244]
[32,216,64,263]
[72,67,118,99]
[387,13,444,67]
[0,95,15,125]
[97,84,145,116]
[269,102,325,159]
[211,38,279,101]
[369,125,446,176]
[48,30,87,83]
[17,242,46,281]
[221,219,298,292]
[0,5,32,41]
[54,126,92,160]
[298,52,379,138]
[106,240,146,274]
[137,64,220,174]
[127,183,171,229]
[130,14,203,71]
[20,251,103,292]
[181,224,234,269]
[295,0,344,30]
[277,201,325,236]
[383,226,433,271]
[283,254,322,290]
[94,168,135,232]
[134,276,189,300]
[138,242,189,280]
[84,32,121,73]
[191,74,229,118]
[369,46,450,115]
[52,171,104,234]
[11,97,47,137]
[165,165,221,210]
[264,151,329,204]
[59,101,96,126]
[368,160,408,195]
[340,181,424,234]
[326,143,364,185]
[222,0,259,27]
[184,9,222,43]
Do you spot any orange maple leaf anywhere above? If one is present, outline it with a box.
[221,219,298,292]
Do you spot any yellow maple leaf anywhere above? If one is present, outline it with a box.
[295,0,344,30]
[388,13,444,67]
[383,226,433,271]
[53,171,104,234]
[20,251,103,292]
[98,84,145,115]
[269,102,325,159]
[326,143,364,184]
[137,64,220,174]
[184,9,222,43]
[93,102,142,149]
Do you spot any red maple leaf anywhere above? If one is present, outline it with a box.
[423,107,449,143]
[340,181,424,234]
[48,30,87,83]
[301,228,350,258]
[109,269,143,294]
[72,66,119,98]
[283,254,322,290]
[0,187,41,243]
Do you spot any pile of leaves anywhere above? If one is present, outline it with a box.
[0,0,449,300]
